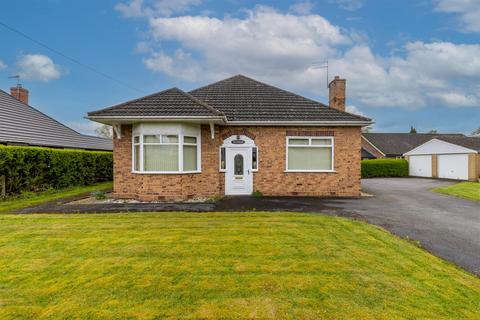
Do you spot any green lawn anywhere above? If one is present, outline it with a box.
[0,212,479,319]
[0,182,112,213]
[433,182,480,201]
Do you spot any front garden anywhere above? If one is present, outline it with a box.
[0,212,479,319]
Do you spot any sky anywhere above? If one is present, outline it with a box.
[0,0,479,135]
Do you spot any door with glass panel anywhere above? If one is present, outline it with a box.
[225,148,253,195]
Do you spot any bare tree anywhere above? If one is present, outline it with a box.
[471,127,480,137]
[95,124,113,138]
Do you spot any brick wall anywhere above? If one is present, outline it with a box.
[113,124,362,200]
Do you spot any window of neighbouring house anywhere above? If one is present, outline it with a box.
[132,124,201,173]
[286,137,334,172]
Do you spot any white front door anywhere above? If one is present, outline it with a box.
[225,147,253,195]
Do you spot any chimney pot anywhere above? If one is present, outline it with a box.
[10,85,29,105]
[328,76,346,112]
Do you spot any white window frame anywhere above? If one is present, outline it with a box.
[219,135,258,172]
[132,127,201,174]
[285,136,335,173]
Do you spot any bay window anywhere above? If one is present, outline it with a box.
[132,124,200,173]
[286,137,334,172]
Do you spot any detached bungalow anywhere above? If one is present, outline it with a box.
[87,75,371,200]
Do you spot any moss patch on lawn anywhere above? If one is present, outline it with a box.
[0,212,479,319]
[433,182,480,201]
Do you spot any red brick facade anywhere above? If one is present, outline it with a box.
[113,124,362,200]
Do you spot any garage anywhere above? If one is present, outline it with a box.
[409,155,432,178]
[438,154,469,180]
[404,137,480,181]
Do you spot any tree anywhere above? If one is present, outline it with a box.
[427,130,438,134]
[471,127,480,137]
[95,124,113,138]
[409,126,417,134]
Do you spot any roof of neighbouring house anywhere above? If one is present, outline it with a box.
[0,89,112,151]
[362,133,467,156]
[88,74,371,124]
[435,136,480,152]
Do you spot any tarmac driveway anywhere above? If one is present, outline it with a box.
[218,178,480,275]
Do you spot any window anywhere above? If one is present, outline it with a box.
[252,147,258,171]
[133,132,200,173]
[286,137,333,172]
[220,147,226,171]
[234,154,244,175]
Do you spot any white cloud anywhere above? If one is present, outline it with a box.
[17,54,61,82]
[289,1,315,15]
[330,0,364,11]
[121,5,480,109]
[0,60,6,70]
[346,105,367,117]
[116,0,202,18]
[435,0,480,32]
[67,120,103,136]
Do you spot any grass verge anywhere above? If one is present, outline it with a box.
[433,182,480,201]
[0,182,112,213]
[0,212,479,319]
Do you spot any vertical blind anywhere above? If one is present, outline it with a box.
[287,137,333,171]
[133,134,198,172]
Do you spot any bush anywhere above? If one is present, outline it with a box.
[0,146,112,195]
[361,158,408,178]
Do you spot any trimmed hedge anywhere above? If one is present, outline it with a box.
[0,145,112,195]
[361,158,409,178]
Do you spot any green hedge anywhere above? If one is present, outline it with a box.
[0,145,112,195]
[361,158,409,178]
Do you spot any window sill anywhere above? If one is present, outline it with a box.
[132,171,202,175]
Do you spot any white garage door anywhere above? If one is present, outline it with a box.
[409,155,432,177]
[438,154,469,180]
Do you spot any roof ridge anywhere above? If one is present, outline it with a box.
[173,87,224,116]
[189,74,371,122]
[88,87,179,116]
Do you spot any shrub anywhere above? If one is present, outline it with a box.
[361,158,408,178]
[0,146,112,195]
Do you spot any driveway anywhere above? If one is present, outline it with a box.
[218,178,480,275]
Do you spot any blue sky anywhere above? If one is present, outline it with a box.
[1,0,479,135]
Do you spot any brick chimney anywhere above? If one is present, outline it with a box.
[328,76,346,112]
[10,85,29,105]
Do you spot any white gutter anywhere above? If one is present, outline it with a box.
[87,116,372,127]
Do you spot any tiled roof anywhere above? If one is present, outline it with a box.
[0,90,112,151]
[88,75,371,124]
[436,136,480,152]
[88,87,223,118]
[363,133,466,156]
[189,75,370,122]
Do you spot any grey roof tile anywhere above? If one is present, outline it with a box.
[363,133,467,156]
[88,87,223,118]
[0,90,112,151]
[88,75,371,123]
[436,136,480,152]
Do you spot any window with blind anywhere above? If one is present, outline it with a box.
[133,133,200,173]
[286,137,334,172]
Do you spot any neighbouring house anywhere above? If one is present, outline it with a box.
[404,136,480,181]
[361,133,466,159]
[0,85,112,151]
[87,75,371,201]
